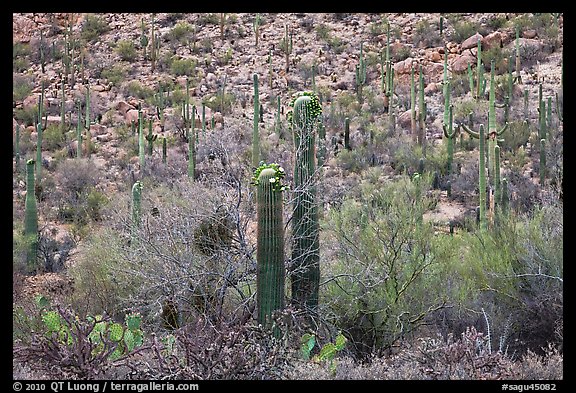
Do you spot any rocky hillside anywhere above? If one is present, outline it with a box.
[13,13,563,380]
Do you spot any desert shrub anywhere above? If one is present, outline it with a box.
[13,42,30,72]
[124,80,155,101]
[51,158,105,227]
[42,123,66,151]
[435,199,563,358]
[169,57,197,77]
[413,19,443,48]
[13,73,33,102]
[127,319,291,380]
[321,175,451,358]
[72,178,255,328]
[166,21,193,44]
[81,14,110,42]
[450,19,481,43]
[115,39,137,62]
[101,64,127,86]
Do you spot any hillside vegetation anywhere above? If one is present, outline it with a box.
[13,12,563,380]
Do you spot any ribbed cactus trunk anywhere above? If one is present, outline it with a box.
[443,103,457,176]
[253,73,260,168]
[25,159,39,273]
[344,117,351,150]
[494,145,501,208]
[478,124,487,230]
[131,181,143,246]
[418,65,426,152]
[256,167,285,334]
[85,83,91,158]
[410,66,417,143]
[188,106,196,180]
[15,124,20,170]
[162,136,167,164]
[138,106,145,169]
[291,95,320,315]
[76,101,82,159]
[540,138,546,186]
[35,123,43,180]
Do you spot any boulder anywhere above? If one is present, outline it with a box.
[451,54,476,74]
[461,32,483,50]
[482,31,502,50]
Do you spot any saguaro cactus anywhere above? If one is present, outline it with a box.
[35,123,43,180]
[418,64,427,151]
[478,124,487,230]
[344,117,351,151]
[25,159,39,272]
[442,102,459,176]
[145,118,157,156]
[253,73,260,168]
[162,136,167,164]
[281,24,293,72]
[355,42,367,104]
[253,164,286,333]
[188,106,196,180]
[15,124,21,170]
[410,65,417,142]
[462,61,508,182]
[540,138,546,186]
[131,181,143,245]
[494,145,501,208]
[76,101,82,159]
[138,105,145,168]
[290,92,321,314]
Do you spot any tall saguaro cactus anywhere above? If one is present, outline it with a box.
[290,92,321,315]
[25,159,39,272]
[131,181,143,246]
[253,73,260,168]
[418,64,427,151]
[478,124,487,230]
[442,102,459,176]
[462,60,508,182]
[253,164,286,333]
[15,124,21,170]
[138,105,145,169]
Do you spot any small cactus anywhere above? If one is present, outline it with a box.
[344,117,351,151]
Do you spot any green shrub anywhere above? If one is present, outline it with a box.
[14,106,37,127]
[43,124,66,151]
[170,57,197,76]
[451,20,481,43]
[13,43,30,72]
[101,64,127,86]
[125,80,155,100]
[321,175,448,357]
[167,21,194,44]
[116,40,137,62]
[413,19,443,48]
[81,14,110,42]
[13,74,33,102]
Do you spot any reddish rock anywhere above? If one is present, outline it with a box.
[13,15,36,43]
[523,29,537,39]
[482,31,502,50]
[451,54,476,74]
[461,32,483,50]
[393,57,415,75]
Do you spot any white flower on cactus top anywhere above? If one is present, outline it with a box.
[269,178,276,183]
